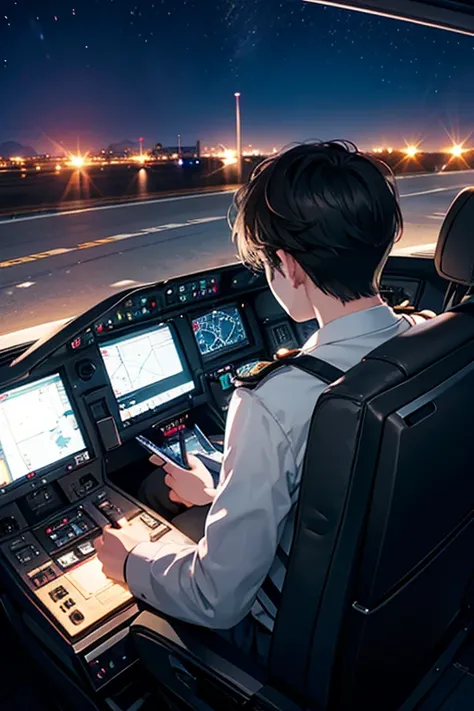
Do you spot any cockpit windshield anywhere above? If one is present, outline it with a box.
[1,0,474,340]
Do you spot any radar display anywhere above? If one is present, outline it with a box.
[193,306,248,357]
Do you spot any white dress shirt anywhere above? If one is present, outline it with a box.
[126,305,423,631]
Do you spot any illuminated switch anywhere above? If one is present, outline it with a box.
[219,374,233,391]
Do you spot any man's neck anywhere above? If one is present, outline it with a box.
[314,294,385,328]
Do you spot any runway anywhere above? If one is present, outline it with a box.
[0,169,472,337]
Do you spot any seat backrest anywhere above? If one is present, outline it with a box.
[435,187,474,288]
[436,187,474,309]
[269,302,474,711]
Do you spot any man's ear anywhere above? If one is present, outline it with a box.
[276,250,305,288]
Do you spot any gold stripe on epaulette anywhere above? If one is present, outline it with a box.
[275,348,301,360]
[249,360,272,376]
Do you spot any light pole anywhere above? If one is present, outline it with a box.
[235,92,242,182]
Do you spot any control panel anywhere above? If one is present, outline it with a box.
[42,509,96,551]
[0,261,429,698]
[0,264,424,519]
[1,488,169,638]
[84,628,137,689]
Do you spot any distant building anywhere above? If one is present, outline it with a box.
[151,141,201,159]
[106,139,138,157]
[0,141,38,159]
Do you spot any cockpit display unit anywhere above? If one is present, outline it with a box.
[99,323,195,422]
[192,304,249,359]
[0,373,87,489]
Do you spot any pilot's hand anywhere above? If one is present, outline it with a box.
[148,454,193,506]
[95,517,145,584]
[151,453,217,507]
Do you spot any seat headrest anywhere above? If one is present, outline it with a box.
[435,187,474,286]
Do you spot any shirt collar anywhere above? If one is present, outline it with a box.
[302,304,402,351]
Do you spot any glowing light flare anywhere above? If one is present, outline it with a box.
[222,149,237,166]
[67,154,86,168]
[404,145,419,158]
[449,144,464,158]
[132,154,148,165]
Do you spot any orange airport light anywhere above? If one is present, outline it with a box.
[405,145,418,158]
[68,154,86,168]
[222,148,238,166]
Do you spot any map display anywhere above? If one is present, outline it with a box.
[0,374,86,487]
[100,325,184,397]
[192,305,248,357]
[100,324,195,421]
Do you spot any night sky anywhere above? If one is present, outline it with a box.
[1,0,474,153]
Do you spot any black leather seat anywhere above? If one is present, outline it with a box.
[131,192,474,711]
[436,187,474,309]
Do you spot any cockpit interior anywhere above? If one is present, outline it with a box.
[3,1,474,706]
[0,180,473,711]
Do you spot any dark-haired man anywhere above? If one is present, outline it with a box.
[96,141,426,663]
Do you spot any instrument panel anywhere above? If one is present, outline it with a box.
[0,267,270,503]
[0,262,423,651]
[0,263,423,506]
[0,259,427,702]
[0,264,290,653]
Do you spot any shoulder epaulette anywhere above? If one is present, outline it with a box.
[235,349,301,389]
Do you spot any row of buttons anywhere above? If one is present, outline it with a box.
[165,276,219,305]
[94,296,159,334]
[49,585,84,626]
[44,509,95,548]
[56,539,95,570]
[30,565,57,588]
[0,475,49,497]
[88,638,132,685]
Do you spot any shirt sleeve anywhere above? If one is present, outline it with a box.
[125,386,296,629]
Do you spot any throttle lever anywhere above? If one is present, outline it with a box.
[94,496,123,529]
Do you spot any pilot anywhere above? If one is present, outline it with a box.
[95,141,429,665]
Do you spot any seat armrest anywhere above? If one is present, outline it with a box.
[131,611,266,697]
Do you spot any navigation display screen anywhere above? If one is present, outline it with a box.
[0,374,87,489]
[100,323,195,422]
[192,305,249,358]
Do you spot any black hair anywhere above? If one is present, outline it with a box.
[229,140,403,304]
